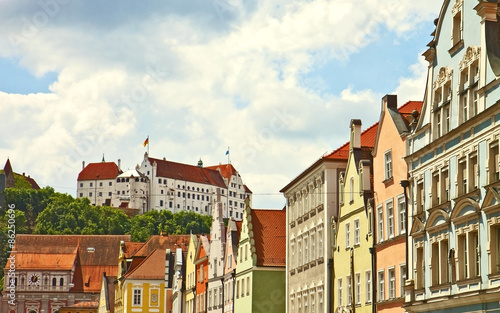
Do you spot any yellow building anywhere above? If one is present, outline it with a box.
[114,235,190,313]
[334,119,377,313]
[185,234,199,313]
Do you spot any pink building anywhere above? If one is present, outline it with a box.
[372,95,422,313]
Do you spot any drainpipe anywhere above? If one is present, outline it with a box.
[400,180,410,282]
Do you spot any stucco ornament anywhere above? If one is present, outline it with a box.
[433,66,453,89]
[458,46,481,71]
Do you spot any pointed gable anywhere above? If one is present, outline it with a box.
[125,249,165,280]
[250,207,286,267]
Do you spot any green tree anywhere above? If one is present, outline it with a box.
[4,186,55,232]
[34,197,129,235]
[0,208,28,290]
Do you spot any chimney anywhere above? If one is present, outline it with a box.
[350,119,362,149]
[384,94,398,110]
[82,161,85,170]
[118,159,121,170]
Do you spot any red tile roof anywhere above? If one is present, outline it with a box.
[125,249,165,280]
[205,163,237,183]
[67,301,98,308]
[148,157,227,188]
[250,208,286,267]
[281,122,379,192]
[133,235,190,257]
[398,100,423,114]
[77,162,122,181]
[6,235,130,293]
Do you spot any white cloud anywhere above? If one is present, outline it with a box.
[0,0,441,208]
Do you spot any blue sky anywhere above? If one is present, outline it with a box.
[0,0,442,208]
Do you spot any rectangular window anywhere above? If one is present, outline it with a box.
[304,236,309,264]
[378,271,385,301]
[365,271,371,303]
[355,273,361,304]
[377,206,384,242]
[384,151,392,179]
[400,265,407,298]
[338,278,343,306]
[398,196,406,234]
[311,233,316,260]
[387,201,394,238]
[416,246,424,289]
[492,226,500,274]
[318,228,324,258]
[133,289,142,305]
[347,275,352,305]
[346,223,351,248]
[388,268,395,299]
[354,219,360,245]
[417,181,425,213]
[490,143,500,183]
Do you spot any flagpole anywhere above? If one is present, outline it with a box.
[148,135,150,155]
[227,146,230,164]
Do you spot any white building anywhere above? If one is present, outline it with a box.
[77,153,252,219]
[77,161,122,206]
[139,153,252,219]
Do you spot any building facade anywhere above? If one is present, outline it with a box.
[77,161,122,206]
[333,120,377,313]
[405,1,500,313]
[372,96,422,313]
[233,200,286,313]
[207,190,225,313]
[1,235,130,313]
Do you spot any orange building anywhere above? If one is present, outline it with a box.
[195,235,210,313]
[372,96,422,313]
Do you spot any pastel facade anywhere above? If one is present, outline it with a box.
[185,234,199,313]
[405,1,500,313]
[334,120,377,313]
[233,200,286,313]
[222,218,241,313]
[194,236,210,313]
[372,96,422,313]
[281,137,348,313]
[207,191,226,313]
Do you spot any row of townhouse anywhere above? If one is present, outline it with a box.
[282,1,500,313]
[283,97,421,313]
[101,194,286,313]
[76,152,252,219]
[1,197,286,313]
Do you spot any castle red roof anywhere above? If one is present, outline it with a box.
[148,157,227,188]
[77,162,122,181]
[251,208,286,267]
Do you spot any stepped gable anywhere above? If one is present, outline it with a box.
[78,162,122,181]
[206,163,237,182]
[250,207,286,267]
[6,235,130,293]
[124,248,166,280]
[148,157,226,188]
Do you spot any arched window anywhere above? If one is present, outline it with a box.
[60,278,64,286]
[52,277,57,286]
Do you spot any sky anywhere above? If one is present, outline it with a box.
[0,0,443,209]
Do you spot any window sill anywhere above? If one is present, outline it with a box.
[456,276,481,287]
[382,177,393,185]
[448,39,464,56]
